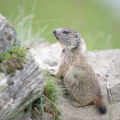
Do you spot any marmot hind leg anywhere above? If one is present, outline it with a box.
[63,88,71,95]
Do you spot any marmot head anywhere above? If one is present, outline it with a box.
[53,28,81,50]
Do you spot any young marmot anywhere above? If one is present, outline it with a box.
[51,28,106,114]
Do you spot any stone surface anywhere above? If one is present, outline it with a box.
[0,54,45,120]
[107,51,120,103]
[0,14,19,53]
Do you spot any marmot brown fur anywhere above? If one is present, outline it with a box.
[51,28,106,114]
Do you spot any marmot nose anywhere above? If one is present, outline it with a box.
[53,30,56,36]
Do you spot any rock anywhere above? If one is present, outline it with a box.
[0,54,45,120]
[107,51,120,103]
[30,38,87,70]
[0,14,19,53]
[86,50,120,78]
[0,14,45,120]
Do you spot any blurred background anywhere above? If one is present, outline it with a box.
[0,0,120,50]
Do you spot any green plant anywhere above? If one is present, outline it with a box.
[0,46,28,63]
[0,46,28,75]
[29,70,62,120]
[33,48,44,57]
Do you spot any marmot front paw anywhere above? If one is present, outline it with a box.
[49,69,55,76]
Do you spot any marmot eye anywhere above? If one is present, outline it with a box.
[63,31,68,34]
[75,35,78,38]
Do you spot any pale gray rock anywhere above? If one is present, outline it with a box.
[0,14,45,120]
[0,54,45,120]
[0,14,19,53]
[107,51,120,103]
[30,42,61,69]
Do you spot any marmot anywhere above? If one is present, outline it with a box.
[51,28,106,114]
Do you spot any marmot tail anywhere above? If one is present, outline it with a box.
[94,97,107,114]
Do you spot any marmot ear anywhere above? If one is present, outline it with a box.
[75,33,80,39]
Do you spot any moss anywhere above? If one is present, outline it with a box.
[0,46,28,63]
[0,46,29,76]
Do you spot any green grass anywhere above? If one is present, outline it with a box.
[28,70,62,120]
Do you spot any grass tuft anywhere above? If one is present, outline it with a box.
[29,70,62,120]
